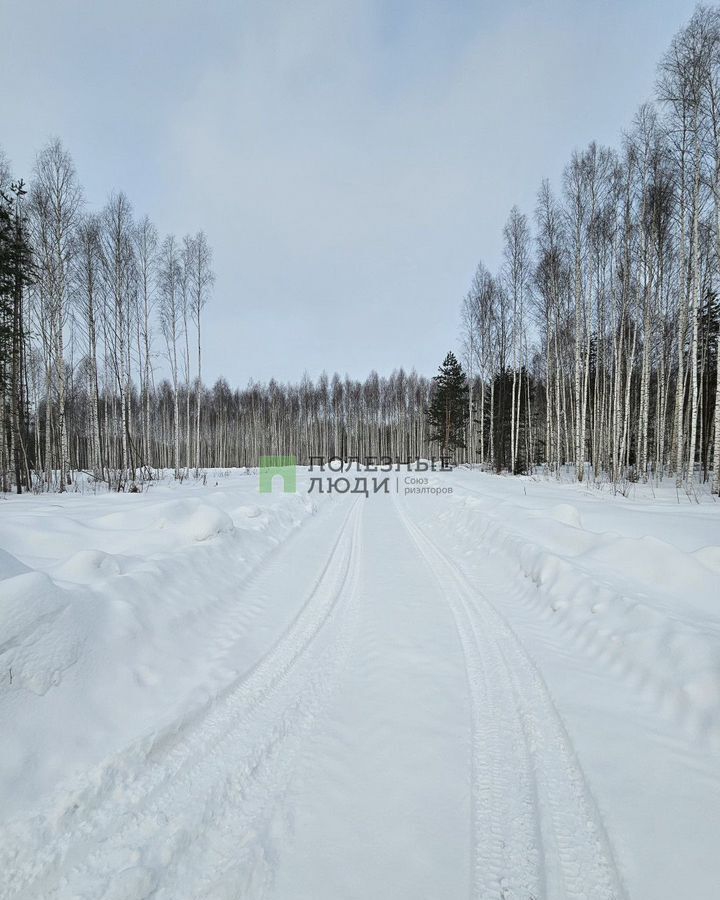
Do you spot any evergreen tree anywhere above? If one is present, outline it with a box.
[0,180,33,492]
[427,351,469,457]
[0,193,13,362]
[0,190,15,491]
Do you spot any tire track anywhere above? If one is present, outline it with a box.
[1,498,364,900]
[395,494,626,900]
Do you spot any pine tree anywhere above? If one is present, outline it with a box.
[427,351,469,458]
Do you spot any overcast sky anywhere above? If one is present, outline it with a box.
[0,0,701,386]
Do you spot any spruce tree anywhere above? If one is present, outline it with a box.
[427,351,469,458]
[0,192,14,490]
[0,181,32,492]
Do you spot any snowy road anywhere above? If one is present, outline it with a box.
[1,469,719,899]
[272,492,624,900]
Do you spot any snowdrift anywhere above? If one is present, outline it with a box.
[439,472,720,744]
[0,470,316,822]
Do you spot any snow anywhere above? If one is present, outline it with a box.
[438,473,720,742]
[0,471,317,818]
[0,467,718,898]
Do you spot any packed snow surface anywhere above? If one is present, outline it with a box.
[0,467,718,899]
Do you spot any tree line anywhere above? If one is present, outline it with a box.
[2,8,720,492]
[459,6,720,490]
[1,139,214,492]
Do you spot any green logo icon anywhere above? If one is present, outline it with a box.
[259,455,297,493]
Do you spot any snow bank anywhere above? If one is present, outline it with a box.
[155,500,235,542]
[0,571,79,696]
[0,470,317,824]
[440,471,720,743]
[0,547,29,581]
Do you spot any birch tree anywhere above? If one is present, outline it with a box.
[189,231,214,474]
[158,235,183,478]
[29,139,82,490]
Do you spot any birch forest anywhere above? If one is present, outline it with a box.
[1,7,720,491]
[462,6,720,490]
[0,138,217,492]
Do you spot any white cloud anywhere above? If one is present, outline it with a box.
[0,0,701,384]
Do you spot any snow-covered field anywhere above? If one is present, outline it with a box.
[0,468,718,899]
